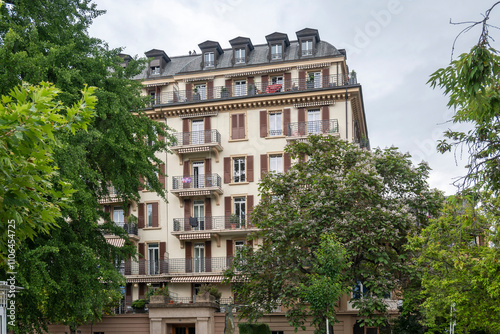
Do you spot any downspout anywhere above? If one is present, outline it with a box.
[345,85,348,141]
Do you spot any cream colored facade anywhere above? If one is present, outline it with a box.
[98,28,379,334]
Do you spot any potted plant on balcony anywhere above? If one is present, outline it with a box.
[193,87,200,101]
[196,284,221,303]
[131,299,147,313]
[149,286,170,304]
[306,73,315,89]
[229,214,240,229]
[247,84,257,96]
[221,87,229,98]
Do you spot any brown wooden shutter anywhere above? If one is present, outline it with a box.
[126,284,132,303]
[284,108,291,136]
[284,72,291,91]
[138,203,145,228]
[186,83,192,100]
[152,202,159,227]
[247,155,254,182]
[226,240,234,258]
[184,199,191,231]
[224,157,231,183]
[207,81,213,99]
[261,75,268,92]
[322,68,330,88]
[205,198,212,230]
[205,158,211,174]
[139,284,145,299]
[138,243,145,275]
[183,119,190,145]
[185,242,192,273]
[260,154,268,178]
[138,176,144,191]
[206,241,212,272]
[322,106,330,133]
[260,110,267,137]
[225,79,232,96]
[247,195,254,216]
[247,239,253,247]
[299,71,306,90]
[248,77,254,85]
[183,160,190,176]
[225,196,231,228]
[231,114,238,140]
[159,164,165,187]
[204,116,211,143]
[298,108,306,135]
[239,113,245,139]
[160,242,166,273]
[284,153,291,172]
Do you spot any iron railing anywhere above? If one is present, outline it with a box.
[173,215,253,232]
[103,223,138,236]
[156,73,356,105]
[172,173,222,190]
[123,257,233,275]
[172,129,221,147]
[287,119,339,137]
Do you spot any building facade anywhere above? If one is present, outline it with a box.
[98,28,384,334]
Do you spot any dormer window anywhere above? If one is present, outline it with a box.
[235,48,245,64]
[204,52,215,67]
[151,66,160,75]
[301,40,313,56]
[271,44,282,59]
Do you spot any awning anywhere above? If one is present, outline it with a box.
[179,233,211,240]
[170,275,224,283]
[106,237,125,248]
[127,277,169,283]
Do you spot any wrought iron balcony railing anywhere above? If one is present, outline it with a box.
[123,256,233,275]
[172,129,221,147]
[103,223,138,236]
[287,119,339,137]
[172,173,222,190]
[173,215,253,232]
[155,73,356,105]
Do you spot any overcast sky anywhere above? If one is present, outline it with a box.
[88,0,500,195]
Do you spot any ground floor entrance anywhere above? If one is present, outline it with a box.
[173,324,195,334]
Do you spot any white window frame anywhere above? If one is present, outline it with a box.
[233,197,246,224]
[269,154,283,174]
[113,206,124,227]
[301,40,313,56]
[194,84,207,100]
[194,243,205,273]
[268,112,283,136]
[204,52,214,67]
[271,44,282,59]
[148,243,159,275]
[151,66,160,75]
[234,80,247,97]
[235,48,245,64]
[232,156,246,183]
[146,203,153,227]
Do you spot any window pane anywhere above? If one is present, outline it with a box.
[233,157,246,182]
[147,204,153,227]
[269,113,282,136]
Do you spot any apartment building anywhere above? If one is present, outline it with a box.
[99,28,375,334]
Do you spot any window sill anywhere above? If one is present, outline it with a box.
[230,182,250,186]
[228,138,248,142]
[266,135,286,139]
[143,227,161,230]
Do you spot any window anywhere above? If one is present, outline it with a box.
[234,80,247,97]
[307,109,321,134]
[271,44,282,59]
[310,71,321,88]
[192,200,205,231]
[147,203,153,227]
[268,112,282,136]
[352,281,391,300]
[232,157,246,183]
[301,40,313,56]
[194,243,205,273]
[231,113,246,140]
[271,76,283,85]
[113,207,124,227]
[271,332,284,334]
[233,197,246,226]
[148,243,159,275]
[149,91,156,105]
[234,240,245,255]
[192,161,205,188]
[194,84,207,100]
[151,66,160,75]
[204,52,214,67]
[191,119,204,145]
[269,154,283,174]
[235,48,245,63]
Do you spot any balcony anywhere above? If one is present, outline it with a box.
[287,119,339,140]
[123,257,233,275]
[173,216,253,232]
[104,222,139,241]
[154,73,355,105]
[171,173,223,205]
[171,129,223,164]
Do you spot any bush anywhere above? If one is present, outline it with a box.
[131,299,146,309]
[238,323,271,334]
[153,286,169,296]
[197,284,221,299]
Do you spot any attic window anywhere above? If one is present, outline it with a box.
[204,52,214,67]
[151,66,160,75]
[301,40,313,56]
[271,44,282,59]
[235,48,245,64]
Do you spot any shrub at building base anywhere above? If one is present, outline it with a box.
[238,323,271,334]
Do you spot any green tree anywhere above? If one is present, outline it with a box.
[225,135,443,333]
[429,2,500,193]
[407,192,500,333]
[0,82,95,265]
[0,0,174,332]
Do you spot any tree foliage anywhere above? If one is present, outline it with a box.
[225,135,443,333]
[429,2,500,193]
[0,0,174,332]
[0,82,95,264]
[407,192,500,333]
